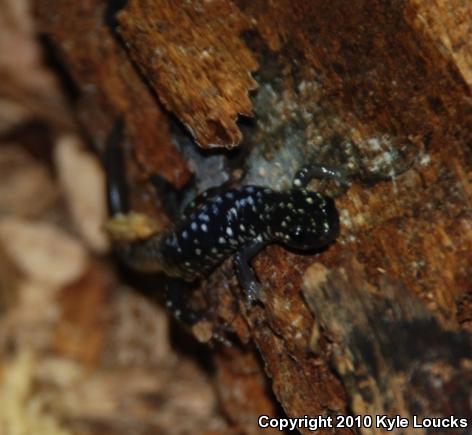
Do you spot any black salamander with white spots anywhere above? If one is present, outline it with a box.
[105,119,342,315]
[112,165,342,304]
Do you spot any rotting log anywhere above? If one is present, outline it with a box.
[34,0,472,433]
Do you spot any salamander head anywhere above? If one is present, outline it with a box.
[268,189,339,250]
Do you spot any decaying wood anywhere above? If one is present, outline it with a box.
[29,0,472,434]
[118,0,259,148]
[304,260,472,434]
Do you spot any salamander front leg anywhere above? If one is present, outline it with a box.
[293,164,350,190]
[234,241,267,304]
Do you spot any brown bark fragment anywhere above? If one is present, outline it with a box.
[118,0,259,148]
[247,248,353,435]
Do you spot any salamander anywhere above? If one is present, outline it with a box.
[105,123,342,314]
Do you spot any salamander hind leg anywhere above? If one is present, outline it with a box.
[165,279,233,346]
[165,279,206,326]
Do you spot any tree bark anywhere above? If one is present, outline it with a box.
[33,0,472,433]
